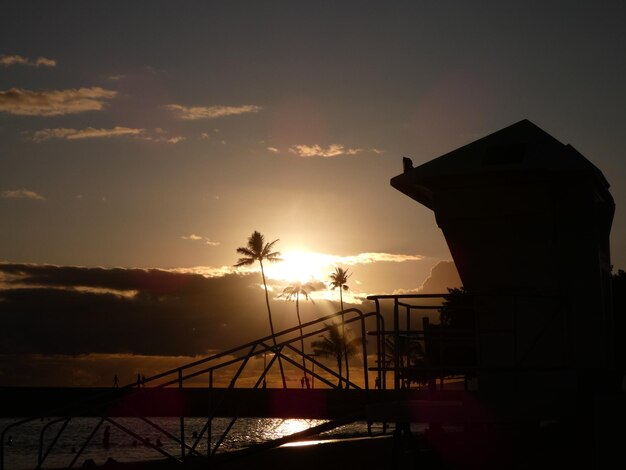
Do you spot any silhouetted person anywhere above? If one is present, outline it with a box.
[103,426,111,448]
[305,376,310,389]
[136,373,141,387]
[300,377,305,388]
[113,374,119,388]
[141,374,146,387]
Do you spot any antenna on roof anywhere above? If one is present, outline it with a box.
[402,156,413,173]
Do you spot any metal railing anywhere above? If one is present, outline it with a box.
[367,292,572,393]
[1,306,383,469]
[2,291,573,468]
[367,294,451,391]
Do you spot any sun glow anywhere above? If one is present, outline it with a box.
[265,250,332,283]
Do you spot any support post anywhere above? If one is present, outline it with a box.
[178,369,185,461]
[394,298,400,391]
[208,369,213,460]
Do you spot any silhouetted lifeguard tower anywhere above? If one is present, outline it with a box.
[391,119,618,464]
[2,120,621,469]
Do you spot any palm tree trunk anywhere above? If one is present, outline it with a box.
[340,289,350,389]
[259,260,287,388]
[295,293,307,384]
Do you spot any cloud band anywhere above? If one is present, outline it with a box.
[165,104,262,120]
[0,87,117,116]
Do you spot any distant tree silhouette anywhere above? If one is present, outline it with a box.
[384,334,427,389]
[280,281,315,386]
[235,231,286,388]
[421,286,476,385]
[311,322,361,388]
[329,267,351,388]
[439,287,475,330]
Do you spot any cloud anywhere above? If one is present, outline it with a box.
[393,260,462,295]
[288,144,363,158]
[34,57,56,67]
[142,128,185,143]
[169,265,234,278]
[164,103,262,120]
[267,146,279,153]
[0,262,377,386]
[31,127,185,144]
[0,263,211,294]
[0,263,319,357]
[32,126,143,141]
[0,87,117,116]
[147,135,185,144]
[336,252,423,266]
[0,54,56,67]
[181,234,203,241]
[1,189,45,200]
[181,234,221,246]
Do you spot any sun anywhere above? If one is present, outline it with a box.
[265,250,332,283]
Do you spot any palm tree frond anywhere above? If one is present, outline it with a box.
[264,251,282,263]
[329,267,350,289]
[263,238,279,253]
[236,247,256,257]
[234,258,256,267]
[248,231,265,253]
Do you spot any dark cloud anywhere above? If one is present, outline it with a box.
[393,261,462,295]
[0,264,273,356]
[0,263,362,360]
[1,263,209,296]
[418,261,462,294]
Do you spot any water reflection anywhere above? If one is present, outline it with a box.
[1,417,373,469]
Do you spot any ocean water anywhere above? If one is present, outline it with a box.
[1,417,386,469]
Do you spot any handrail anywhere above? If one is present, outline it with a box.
[37,417,70,469]
[1,306,383,469]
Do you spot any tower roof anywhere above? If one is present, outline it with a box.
[391,119,611,210]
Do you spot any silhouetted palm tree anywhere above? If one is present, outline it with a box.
[385,334,427,389]
[329,267,351,387]
[235,231,286,388]
[280,281,315,386]
[311,322,361,388]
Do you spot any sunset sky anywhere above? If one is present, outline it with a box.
[1,1,625,386]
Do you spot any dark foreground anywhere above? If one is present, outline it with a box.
[62,435,434,470]
[59,422,610,470]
